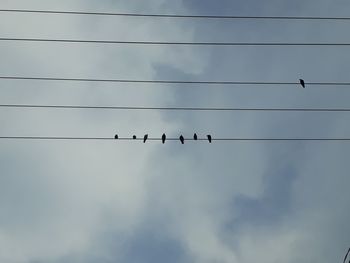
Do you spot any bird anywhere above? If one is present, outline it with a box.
[132,135,137,139]
[193,133,198,140]
[114,134,118,139]
[143,134,148,143]
[179,135,185,144]
[162,133,166,144]
[299,79,305,88]
[207,135,212,143]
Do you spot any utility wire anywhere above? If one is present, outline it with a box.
[1,104,350,112]
[0,76,349,86]
[1,9,350,21]
[343,248,350,263]
[0,136,350,141]
[1,37,350,46]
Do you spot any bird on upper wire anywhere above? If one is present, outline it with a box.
[193,133,198,140]
[207,135,212,143]
[114,134,118,139]
[162,133,166,144]
[299,79,305,88]
[132,135,137,139]
[179,135,185,144]
[143,134,148,143]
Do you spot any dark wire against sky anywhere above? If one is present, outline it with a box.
[1,76,350,86]
[1,6,350,145]
[1,37,350,46]
[2,104,350,112]
[1,8,350,21]
[1,136,350,141]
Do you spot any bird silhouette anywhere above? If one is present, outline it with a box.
[132,135,137,139]
[179,135,185,144]
[299,79,305,88]
[162,133,166,144]
[143,134,148,143]
[114,134,118,139]
[193,133,198,140]
[207,135,212,143]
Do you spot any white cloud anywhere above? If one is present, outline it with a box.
[0,0,350,263]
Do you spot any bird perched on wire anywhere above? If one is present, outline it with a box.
[132,135,137,140]
[114,134,118,139]
[299,79,305,88]
[143,134,148,143]
[179,135,185,144]
[207,135,212,143]
[162,133,166,144]
[193,133,198,140]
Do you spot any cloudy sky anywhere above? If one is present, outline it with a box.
[0,0,350,262]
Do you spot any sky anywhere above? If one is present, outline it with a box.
[0,0,350,262]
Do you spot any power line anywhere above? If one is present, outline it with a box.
[1,104,350,112]
[1,37,350,46]
[0,76,349,86]
[0,136,350,141]
[343,248,350,263]
[1,9,350,21]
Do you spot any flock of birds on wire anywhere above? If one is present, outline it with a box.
[0,77,306,144]
[114,133,212,144]
[112,80,306,144]
[0,8,347,261]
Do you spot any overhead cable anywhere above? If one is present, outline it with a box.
[1,37,350,46]
[1,9,350,21]
[1,104,350,112]
[0,76,349,86]
[1,136,350,141]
